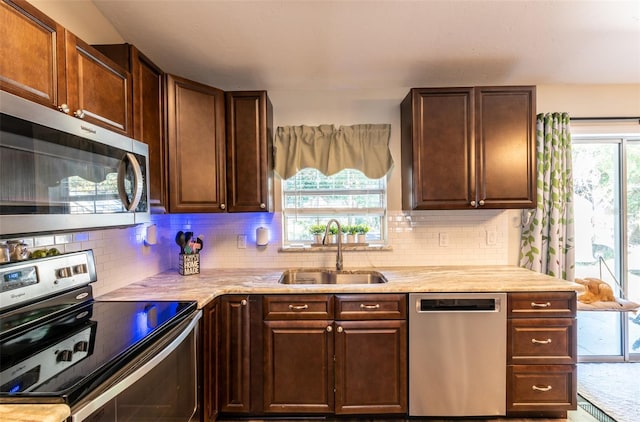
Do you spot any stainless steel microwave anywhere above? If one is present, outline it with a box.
[0,91,150,237]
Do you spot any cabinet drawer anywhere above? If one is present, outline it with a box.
[335,294,406,320]
[508,319,576,364]
[508,292,576,318]
[507,365,577,412]
[263,295,333,320]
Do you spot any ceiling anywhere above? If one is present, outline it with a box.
[91,0,640,92]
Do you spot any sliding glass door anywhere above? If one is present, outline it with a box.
[572,134,639,361]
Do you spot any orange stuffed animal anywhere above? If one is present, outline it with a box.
[575,278,615,303]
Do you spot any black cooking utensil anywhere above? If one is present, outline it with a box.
[175,231,185,253]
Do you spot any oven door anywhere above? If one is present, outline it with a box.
[70,310,201,422]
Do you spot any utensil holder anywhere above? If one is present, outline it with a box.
[179,253,200,275]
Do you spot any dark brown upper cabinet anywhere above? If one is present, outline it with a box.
[93,43,168,212]
[64,33,133,136]
[1,0,67,109]
[401,86,536,210]
[1,0,132,137]
[166,74,227,213]
[225,91,274,213]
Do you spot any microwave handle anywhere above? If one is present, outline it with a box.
[117,153,144,211]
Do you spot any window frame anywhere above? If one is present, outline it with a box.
[280,168,388,246]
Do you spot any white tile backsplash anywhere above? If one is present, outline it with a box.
[2,210,509,297]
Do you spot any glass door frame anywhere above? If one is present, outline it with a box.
[572,130,639,362]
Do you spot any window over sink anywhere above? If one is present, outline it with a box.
[281,168,387,246]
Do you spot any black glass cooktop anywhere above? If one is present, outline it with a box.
[0,295,196,405]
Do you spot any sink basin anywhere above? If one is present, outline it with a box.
[278,269,387,285]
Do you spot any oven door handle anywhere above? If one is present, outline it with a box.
[71,310,202,422]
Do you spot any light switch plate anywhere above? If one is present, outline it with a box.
[237,235,247,249]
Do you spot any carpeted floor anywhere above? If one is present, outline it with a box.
[578,362,640,422]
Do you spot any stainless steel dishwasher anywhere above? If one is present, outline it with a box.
[409,292,507,417]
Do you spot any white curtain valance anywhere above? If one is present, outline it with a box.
[274,124,393,180]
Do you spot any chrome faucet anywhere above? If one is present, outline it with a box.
[323,219,343,271]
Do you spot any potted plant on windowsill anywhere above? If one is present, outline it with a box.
[347,225,358,243]
[327,225,339,244]
[356,224,370,243]
[340,224,350,244]
[309,224,326,245]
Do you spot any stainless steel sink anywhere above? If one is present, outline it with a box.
[278,269,387,285]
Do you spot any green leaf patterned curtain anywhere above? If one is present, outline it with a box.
[519,113,575,280]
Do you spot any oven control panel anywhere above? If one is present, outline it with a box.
[0,250,97,312]
[0,324,95,394]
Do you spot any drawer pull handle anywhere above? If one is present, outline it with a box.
[531,338,552,344]
[530,301,551,308]
[360,304,380,310]
[532,385,553,392]
[289,304,309,311]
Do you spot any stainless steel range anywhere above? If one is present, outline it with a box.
[0,250,201,421]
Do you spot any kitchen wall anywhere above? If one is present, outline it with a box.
[17,1,640,297]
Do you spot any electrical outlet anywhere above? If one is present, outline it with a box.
[439,232,449,247]
[486,230,497,246]
[237,234,247,249]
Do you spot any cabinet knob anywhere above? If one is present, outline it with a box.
[470,200,476,207]
[74,109,85,119]
[260,203,266,209]
[336,326,343,333]
[241,299,247,306]
[478,200,485,206]
[58,104,70,114]
[220,204,226,210]
[326,325,333,332]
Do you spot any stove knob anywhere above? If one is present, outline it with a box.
[73,264,88,274]
[56,267,72,279]
[57,349,73,362]
[74,341,89,352]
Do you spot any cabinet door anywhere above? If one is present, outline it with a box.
[166,74,226,213]
[226,91,274,212]
[94,44,168,212]
[476,86,536,208]
[263,320,334,413]
[401,87,475,209]
[1,0,67,109]
[219,296,250,413]
[203,300,219,421]
[64,31,133,136]
[132,48,167,211]
[334,320,407,414]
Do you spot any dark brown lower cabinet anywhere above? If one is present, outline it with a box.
[334,320,407,414]
[202,299,218,421]
[506,292,577,418]
[260,294,407,416]
[263,320,334,413]
[218,295,251,414]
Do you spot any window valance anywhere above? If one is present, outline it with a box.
[274,124,393,180]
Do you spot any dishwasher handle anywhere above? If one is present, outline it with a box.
[417,298,500,312]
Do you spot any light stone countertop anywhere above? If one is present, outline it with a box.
[0,404,70,422]
[98,265,583,308]
[4,265,581,422]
